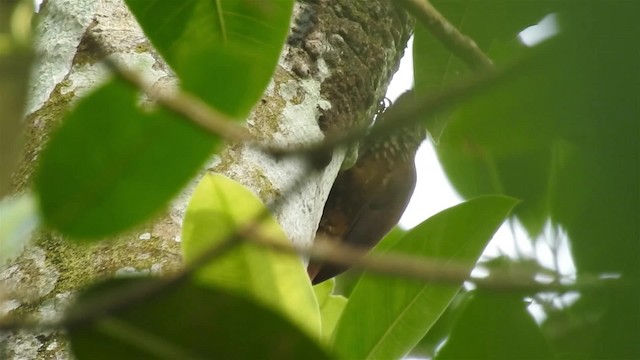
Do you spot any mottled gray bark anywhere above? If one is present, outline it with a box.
[0,0,412,358]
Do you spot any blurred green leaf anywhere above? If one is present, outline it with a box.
[413,0,550,141]
[547,4,640,277]
[36,80,217,239]
[331,196,518,360]
[435,3,640,268]
[182,173,321,338]
[68,278,331,360]
[125,0,293,117]
[436,40,561,236]
[313,279,347,343]
[436,292,553,359]
[0,0,32,196]
[409,291,471,359]
[413,25,467,141]
[433,2,640,357]
[541,286,640,360]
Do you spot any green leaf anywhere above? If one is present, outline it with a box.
[408,291,471,359]
[125,0,294,117]
[413,0,549,141]
[182,173,321,338]
[436,3,640,264]
[0,41,32,197]
[331,195,518,360]
[413,25,468,141]
[433,3,640,357]
[541,286,640,359]
[67,278,332,360]
[35,80,217,239]
[436,292,553,359]
[432,30,567,237]
[313,279,347,343]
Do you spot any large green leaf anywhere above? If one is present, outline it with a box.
[434,2,640,357]
[436,4,640,270]
[67,278,331,359]
[413,0,550,140]
[408,291,470,359]
[435,292,553,359]
[0,22,31,197]
[182,173,321,338]
[125,0,294,117]
[331,196,518,360]
[313,279,347,343]
[541,285,640,360]
[35,80,217,239]
[413,0,553,234]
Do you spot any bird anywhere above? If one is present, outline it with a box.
[308,91,425,284]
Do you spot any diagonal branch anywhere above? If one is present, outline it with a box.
[270,48,536,158]
[99,31,516,167]
[101,56,252,145]
[395,0,494,71]
[0,168,318,333]
[243,228,614,294]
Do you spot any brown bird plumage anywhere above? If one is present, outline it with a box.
[308,92,425,284]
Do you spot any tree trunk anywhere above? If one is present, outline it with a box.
[1,0,412,358]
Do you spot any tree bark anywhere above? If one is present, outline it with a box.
[0,0,412,358]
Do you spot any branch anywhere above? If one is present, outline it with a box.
[270,50,534,158]
[0,234,240,332]
[100,32,494,166]
[244,230,617,294]
[94,9,497,167]
[102,56,252,145]
[0,167,318,333]
[396,0,494,72]
[99,31,498,165]
[1,203,621,333]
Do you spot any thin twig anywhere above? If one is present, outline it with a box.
[270,51,533,157]
[102,56,252,144]
[0,34,562,333]
[243,229,616,294]
[99,31,493,162]
[0,235,241,333]
[102,32,516,164]
[0,163,320,333]
[396,0,494,72]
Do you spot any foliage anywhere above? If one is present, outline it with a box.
[415,2,640,358]
[182,174,321,337]
[332,196,517,359]
[35,80,218,238]
[67,278,330,360]
[2,0,638,359]
[435,292,553,359]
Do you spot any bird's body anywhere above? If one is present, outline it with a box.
[308,93,424,284]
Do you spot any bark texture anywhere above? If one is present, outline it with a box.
[0,0,412,358]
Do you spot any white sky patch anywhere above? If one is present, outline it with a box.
[519,13,560,46]
[400,140,463,229]
[386,36,415,101]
